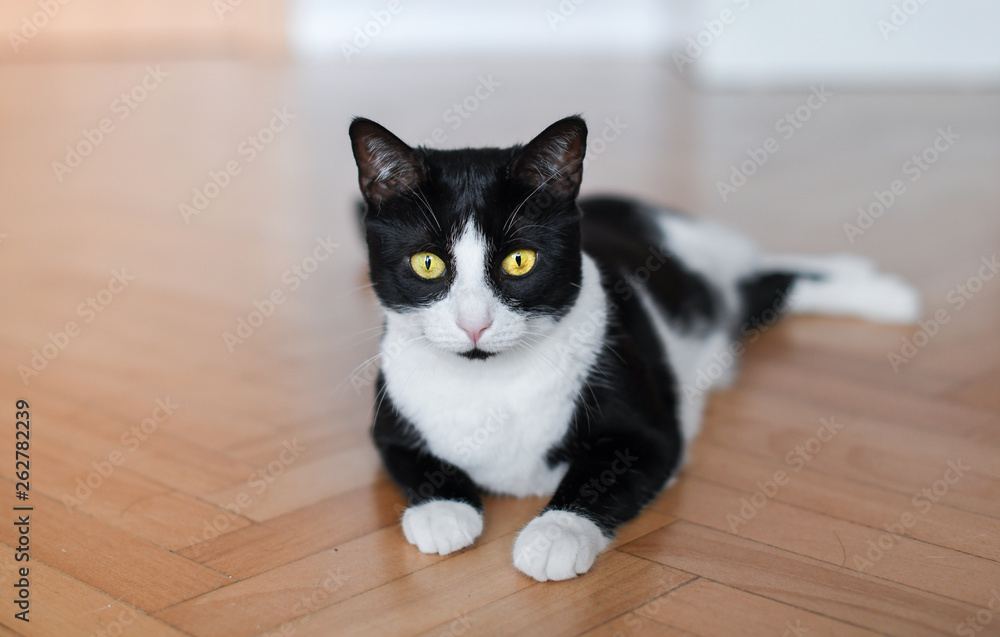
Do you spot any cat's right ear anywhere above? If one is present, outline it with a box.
[510,116,588,200]
[349,118,426,204]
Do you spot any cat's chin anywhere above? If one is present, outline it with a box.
[458,348,495,361]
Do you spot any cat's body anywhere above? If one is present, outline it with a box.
[349,116,919,581]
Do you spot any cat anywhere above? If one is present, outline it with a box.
[348,115,919,582]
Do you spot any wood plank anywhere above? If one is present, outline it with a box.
[738,356,1000,443]
[414,551,693,637]
[201,443,382,522]
[178,481,405,578]
[0,485,231,613]
[0,545,186,637]
[620,521,981,637]
[157,525,448,637]
[703,391,1000,518]
[0,431,252,551]
[648,477,1000,606]
[946,368,1000,414]
[633,578,882,637]
[685,441,1000,562]
[578,616,701,637]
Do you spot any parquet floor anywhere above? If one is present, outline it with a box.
[1,60,998,636]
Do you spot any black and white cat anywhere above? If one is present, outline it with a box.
[348,116,919,582]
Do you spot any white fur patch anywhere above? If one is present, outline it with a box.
[632,286,728,443]
[381,255,608,497]
[401,500,483,555]
[766,253,922,324]
[626,214,759,442]
[659,214,760,317]
[512,510,610,581]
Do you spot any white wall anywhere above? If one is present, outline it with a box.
[289,0,1000,89]
[685,0,1000,89]
[290,0,678,61]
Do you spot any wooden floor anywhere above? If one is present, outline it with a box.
[2,59,999,636]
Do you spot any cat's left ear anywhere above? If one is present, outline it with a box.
[349,118,426,204]
[511,116,588,199]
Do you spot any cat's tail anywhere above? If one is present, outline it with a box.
[740,253,921,327]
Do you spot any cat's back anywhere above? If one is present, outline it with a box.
[579,195,718,326]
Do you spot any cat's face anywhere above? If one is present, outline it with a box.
[349,117,589,359]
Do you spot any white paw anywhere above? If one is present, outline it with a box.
[512,510,611,582]
[401,500,483,555]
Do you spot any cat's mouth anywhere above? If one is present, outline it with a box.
[458,348,495,361]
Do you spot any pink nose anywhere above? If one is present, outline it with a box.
[458,320,492,345]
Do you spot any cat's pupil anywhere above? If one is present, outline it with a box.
[424,255,431,270]
[515,253,522,266]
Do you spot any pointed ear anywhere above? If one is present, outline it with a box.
[349,118,426,204]
[511,116,588,199]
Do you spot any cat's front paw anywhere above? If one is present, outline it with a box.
[512,510,611,582]
[401,500,483,555]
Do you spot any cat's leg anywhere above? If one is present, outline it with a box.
[373,378,484,556]
[512,429,682,581]
[378,442,484,555]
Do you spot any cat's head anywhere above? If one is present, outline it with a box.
[349,116,588,359]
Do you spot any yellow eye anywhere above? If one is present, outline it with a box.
[501,249,537,277]
[410,252,446,279]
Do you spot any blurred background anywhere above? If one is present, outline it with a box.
[5,0,1000,87]
[3,0,997,297]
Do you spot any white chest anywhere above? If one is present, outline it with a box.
[382,345,579,496]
